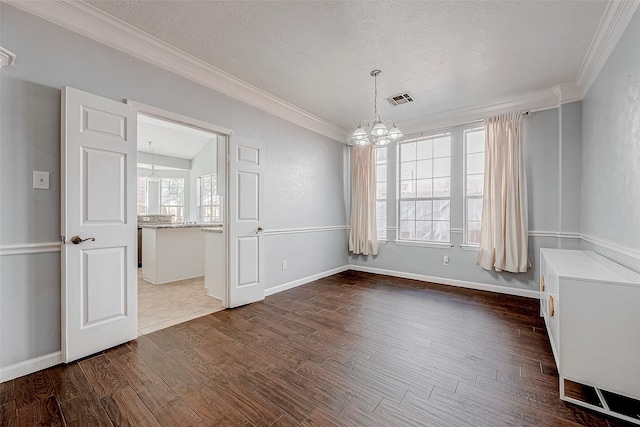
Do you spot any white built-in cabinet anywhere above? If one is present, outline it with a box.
[540,249,640,425]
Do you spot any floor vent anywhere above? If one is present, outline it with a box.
[386,92,414,106]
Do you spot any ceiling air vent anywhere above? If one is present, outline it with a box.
[386,92,414,106]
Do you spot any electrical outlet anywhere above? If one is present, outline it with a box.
[282,260,287,270]
[443,255,450,266]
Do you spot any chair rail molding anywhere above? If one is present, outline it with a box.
[0,242,62,256]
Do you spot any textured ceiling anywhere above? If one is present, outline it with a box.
[87,0,607,134]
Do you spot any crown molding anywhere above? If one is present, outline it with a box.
[576,0,640,94]
[5,0,348,142]
[399,82,582,135]
[0,46,16,68]
[6,1,639,142]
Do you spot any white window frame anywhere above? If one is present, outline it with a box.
[463,125,486,247]
[160,177,185,223]
[375,146,388,241]
[197,174,222,223]
[396,132,452,245]
[136,176,148,214]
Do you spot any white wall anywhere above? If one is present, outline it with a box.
[0,5,348,371]
[580,7,640,272]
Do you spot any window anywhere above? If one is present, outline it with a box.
[464,127,486,245]
[375,147,387,240]
[197,174,222,223]
[136,177,148,214]
[160,177,185,223]
[398,133,451,242]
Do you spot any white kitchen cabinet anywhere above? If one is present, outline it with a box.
[141,225,205,284]
[540,249,640,425]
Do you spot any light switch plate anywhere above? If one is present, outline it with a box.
[33,171,50,189]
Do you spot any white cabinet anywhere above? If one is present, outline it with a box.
[540,249,640,425]
[142,226,204,284]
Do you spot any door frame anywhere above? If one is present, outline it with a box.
[127,101,232,307]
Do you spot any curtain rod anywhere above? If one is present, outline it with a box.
[400,110,531,140]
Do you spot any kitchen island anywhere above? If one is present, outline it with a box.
[141,223,221,285]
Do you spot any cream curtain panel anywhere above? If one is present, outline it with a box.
[349,144,378,255]
[476,112,529,273]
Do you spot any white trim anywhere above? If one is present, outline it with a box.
[575,0,640,94]
[450,228,463,234]
[459,244,479,251]
[581,233,640,261]
[347,265,540,299]
[263,225,348,236]
[6,0,347,143]
[528,231,581,239]
[265,265,349,297]
[393,240,453,249]
[128,101,233,136]
[400,83,583,135]
[0,46,16,68]
[0,242,62,256]
[0,351,62,382]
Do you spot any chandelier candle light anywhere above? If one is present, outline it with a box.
[351,70,403,146]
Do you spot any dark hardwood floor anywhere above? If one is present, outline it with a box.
[1,271,633,426]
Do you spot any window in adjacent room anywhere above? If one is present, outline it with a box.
[464,126,486,245]
[136,177,148,214]
[398,133,451,242]
[375,146,388,240]
[160,177,185,223]
[197,174,222,223]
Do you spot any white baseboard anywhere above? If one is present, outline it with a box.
[265,265,350,297]
[0,351,62,382]
[346,264,540,299]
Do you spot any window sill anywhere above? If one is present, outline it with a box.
[393,240,453,249]
[459,244,480,251]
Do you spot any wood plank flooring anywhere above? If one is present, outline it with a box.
[1,271,634,426]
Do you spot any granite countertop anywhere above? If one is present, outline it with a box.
[139,223,223,229]
[202,227,224,233]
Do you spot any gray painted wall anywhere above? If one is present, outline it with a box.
[581,8,640,272]
[0,5,347,368]
[350,103,584,292]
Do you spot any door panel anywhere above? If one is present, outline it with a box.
[83,149,126,223]
[228,136,265,307]
[83,247,126,325]
[238,171,259,220]
[62,86,137,362]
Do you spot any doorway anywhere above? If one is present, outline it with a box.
[135,113,227,335]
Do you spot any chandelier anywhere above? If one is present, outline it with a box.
[147,141,161,182]
[350,70,403,146]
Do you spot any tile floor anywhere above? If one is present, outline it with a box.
[138,269,225,335]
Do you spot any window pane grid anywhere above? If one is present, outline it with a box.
[197,174,221,223]
[464,127,486,245]
[398,134,451,243]
[376,147,387,240]
[160,178,185,222]
[136,177,148,214]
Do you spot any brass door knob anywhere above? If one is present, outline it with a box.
[540,275,545,292]
[549,295,555,317]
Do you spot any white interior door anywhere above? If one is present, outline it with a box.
[227,135,265,307]
[61,86,137,362]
